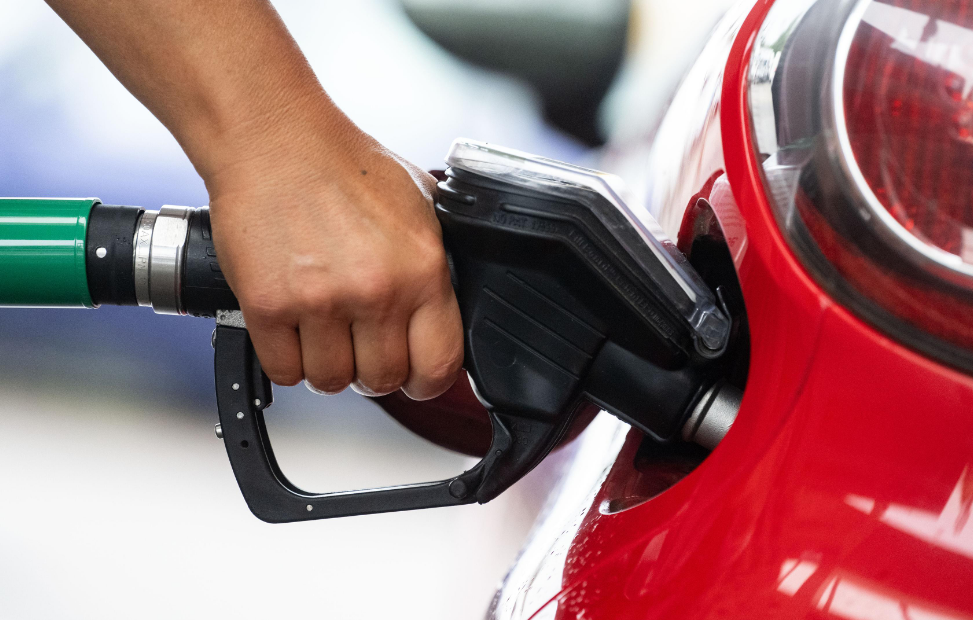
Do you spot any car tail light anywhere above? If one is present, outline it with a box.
[749,0,973,371]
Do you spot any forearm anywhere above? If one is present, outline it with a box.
[46,0,463,401]
[44,0,353,183]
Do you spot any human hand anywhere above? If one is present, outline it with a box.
[204,114,463,400]
[44,0,463,398]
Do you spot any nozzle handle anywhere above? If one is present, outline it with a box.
[213,320,568,522]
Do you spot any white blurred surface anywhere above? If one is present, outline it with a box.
[0,0,586,202]
[0,387,550,620]
[600,0,740,142]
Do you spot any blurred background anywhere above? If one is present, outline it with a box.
[0,0,735,618]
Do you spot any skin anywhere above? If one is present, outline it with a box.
[45,0,464,399]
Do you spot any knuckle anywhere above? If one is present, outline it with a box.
[414,236,448,278]
[362,367,409,395]
[423,346,464,386]
[297,282,337,315]
[411,244,453,300]
[356,269,396,310]
[241,291,290,324]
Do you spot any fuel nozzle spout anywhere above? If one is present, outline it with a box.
[681,381,742,450]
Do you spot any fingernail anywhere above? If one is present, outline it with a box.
[304,379,328,395]
[350,381,380,397]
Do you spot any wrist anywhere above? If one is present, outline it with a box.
[184,87,361,195]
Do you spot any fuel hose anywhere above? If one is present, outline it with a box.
[0,198,236,315]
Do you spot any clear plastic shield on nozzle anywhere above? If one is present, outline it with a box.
[445,139,730,356]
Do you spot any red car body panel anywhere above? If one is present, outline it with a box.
[495,1,973,618]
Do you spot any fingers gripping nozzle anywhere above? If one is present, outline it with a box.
[212,311,570,521]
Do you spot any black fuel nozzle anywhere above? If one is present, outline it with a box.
[430,144,734,503]
[76,139,737,523]
[205,140,737,522]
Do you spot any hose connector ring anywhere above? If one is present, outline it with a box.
[133,205,194,315]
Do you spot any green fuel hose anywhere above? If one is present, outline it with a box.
[0,198,98,307]
[0,198,237,314]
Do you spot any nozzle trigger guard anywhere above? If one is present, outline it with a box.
[213,322,567,523]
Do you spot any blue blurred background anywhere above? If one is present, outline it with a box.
[0,0,734,617]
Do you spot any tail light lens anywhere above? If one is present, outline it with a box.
[750,0,973,371]
[845,2,973,264]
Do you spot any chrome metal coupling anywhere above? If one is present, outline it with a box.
[133,205,194,315]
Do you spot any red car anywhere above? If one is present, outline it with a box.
[396,0,973,617]
[2,0,968,616]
